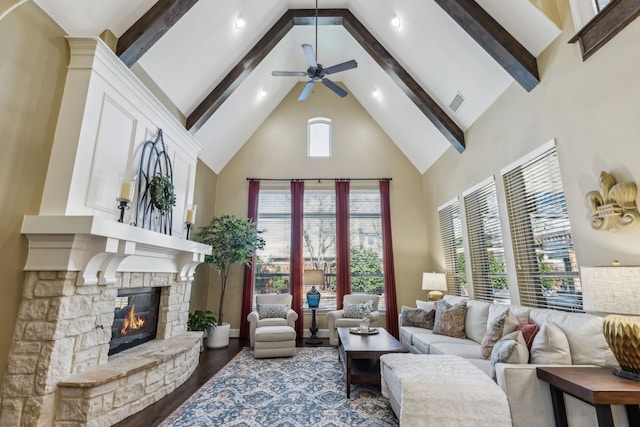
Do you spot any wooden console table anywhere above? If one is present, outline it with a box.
[536,366,640,427]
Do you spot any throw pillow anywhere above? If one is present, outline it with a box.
[343,300,374,319]
[529,321,572,364]
[401,307,435,329]
[490,331,529,378]
[517,320,540,350]
[257,303,288,319]
[480,309,519,359]
[432,300,467,338]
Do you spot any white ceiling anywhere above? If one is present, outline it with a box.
[33,0,560,174]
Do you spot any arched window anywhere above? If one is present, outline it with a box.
[307,118,331,157]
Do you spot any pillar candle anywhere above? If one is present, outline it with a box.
[186,208,195,224]
[119,181,133,201]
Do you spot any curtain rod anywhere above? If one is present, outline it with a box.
[246,178,392,182]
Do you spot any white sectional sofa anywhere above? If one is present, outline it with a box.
[394,295,629,427]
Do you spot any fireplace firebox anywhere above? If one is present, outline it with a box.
[110,287,161,355]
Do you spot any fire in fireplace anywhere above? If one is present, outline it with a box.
[110,287,161,355]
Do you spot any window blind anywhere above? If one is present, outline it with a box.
[464,179,509,303]
[438,199,467,296]
[255,190,292,295]
[502,145,581,312]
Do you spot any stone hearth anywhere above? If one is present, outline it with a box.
[0,219,209,426]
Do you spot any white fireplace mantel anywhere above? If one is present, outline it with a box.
[22,215,211,285]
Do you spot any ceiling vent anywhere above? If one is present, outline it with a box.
[449,92,465,113]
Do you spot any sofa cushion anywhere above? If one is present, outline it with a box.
[400,326,427,348]
[416,300,435,311]
[491,331,529,365]
[412,329,472,355]
[429,342,482,359]
[433,300,467,338]
[401,307,435,329]
[529,308,613,366]
[529,321,572,364]
[464,299,491,343]
[480,310,519,359]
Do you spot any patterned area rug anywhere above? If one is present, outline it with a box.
[160,347,398,426]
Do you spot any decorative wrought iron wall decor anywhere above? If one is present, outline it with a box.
[134,129,175,235]
[587,171,640,232]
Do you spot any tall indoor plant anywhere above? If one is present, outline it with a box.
[195,214,265,348]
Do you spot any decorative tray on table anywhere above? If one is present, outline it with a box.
[349,327,379,335]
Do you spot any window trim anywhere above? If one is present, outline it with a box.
[569,0,640,61]
[307,117,332,157]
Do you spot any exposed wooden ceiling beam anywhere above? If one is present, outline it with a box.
[117,0,199,68]
[434,0,539,92]
[186,9,466,152]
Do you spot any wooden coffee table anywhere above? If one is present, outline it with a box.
[337,327,408,398]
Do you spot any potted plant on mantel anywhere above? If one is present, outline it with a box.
[195,214,265,348]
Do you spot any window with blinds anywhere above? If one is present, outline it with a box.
[502,143,581,312]
[350,191,385,309]
[438,199,467,296]
[464,179,509,303]
[255,190,292,295]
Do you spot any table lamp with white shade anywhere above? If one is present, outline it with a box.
[422,272,447,301]
[581,265,640,380]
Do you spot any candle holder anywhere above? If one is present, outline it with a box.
[185,204,197,240]
[117,199,129,223]
[117,175,136,223]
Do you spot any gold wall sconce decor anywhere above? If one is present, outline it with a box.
[587,171,640,232]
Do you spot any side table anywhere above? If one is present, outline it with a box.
[536,366,640,427]
[305,307,323,345]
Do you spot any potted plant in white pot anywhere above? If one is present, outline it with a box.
[187,309,217,349]
[195,214,265,348]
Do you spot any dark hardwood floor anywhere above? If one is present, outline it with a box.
[114,337,331,427]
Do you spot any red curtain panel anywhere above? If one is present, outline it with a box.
[335,180,351,308]
[380,179,399,338]
[239,179,260,340]
[290,180,305,337]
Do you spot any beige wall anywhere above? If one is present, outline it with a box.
[189,159,218,311]
[423,0,640,286]
[0,2,68,381]
[210,81,430,329]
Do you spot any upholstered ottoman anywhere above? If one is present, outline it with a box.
[253,325,296,358]
[380,354,512,427]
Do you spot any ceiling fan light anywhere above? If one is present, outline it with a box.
[235,17,246,29]
[391,14,401,29]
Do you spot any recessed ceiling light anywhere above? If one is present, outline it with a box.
[258,89,267,99]
[372,90,382,100]
[235,17,246,29]
[391,14,401,29]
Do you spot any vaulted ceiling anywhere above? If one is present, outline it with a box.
[33,0,560,174]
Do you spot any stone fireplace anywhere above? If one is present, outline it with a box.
[0,37,211,426]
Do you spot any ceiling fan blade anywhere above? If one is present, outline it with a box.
[322,78,348,98]
[298,80,316,102]
[272,71,307,77]
[302,44,317,69]
[323,59,358,75]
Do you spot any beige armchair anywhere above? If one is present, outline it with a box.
[326,294,380,345]
[247,294,298,348]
